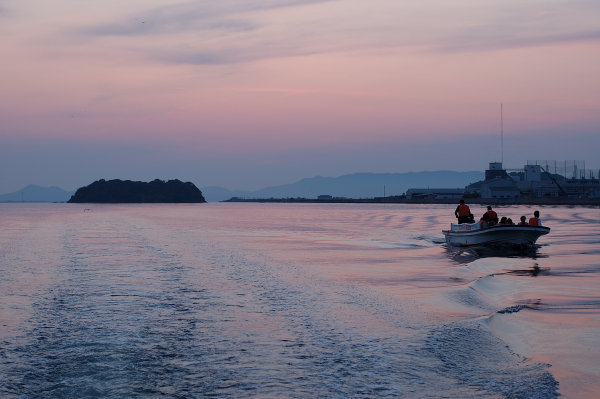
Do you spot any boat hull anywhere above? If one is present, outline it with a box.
[443,225,550,247]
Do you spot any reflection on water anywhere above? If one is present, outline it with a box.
[445,243,547,264]
[0,203,598,398]
[503,263,553,277]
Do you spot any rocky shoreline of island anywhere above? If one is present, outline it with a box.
[68,179,206,203]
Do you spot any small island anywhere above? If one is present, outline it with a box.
[68,179,206,203]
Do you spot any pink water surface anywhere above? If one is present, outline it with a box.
[0,202,597,397]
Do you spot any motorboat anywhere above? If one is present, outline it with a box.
[443,222,550,247]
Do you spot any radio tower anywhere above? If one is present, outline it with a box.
[500,103,504,164]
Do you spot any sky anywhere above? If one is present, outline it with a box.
[1,0,599,193]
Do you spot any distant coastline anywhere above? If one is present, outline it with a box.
[2,163,598,204]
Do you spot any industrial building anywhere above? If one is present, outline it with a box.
[406,161,599,201]
[469,161,600,199]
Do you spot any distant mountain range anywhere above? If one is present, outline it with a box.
[1,171,484,203]
[201,171,484,202]
[0,185,75,202]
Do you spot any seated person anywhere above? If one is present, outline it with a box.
[483,211,497,226]
[480,213,490,228]
[506,218,514,225]
[485,206,499,225]
[529,210,542,226]
[499,216,508,225]
[518,216,528,225]
[467,213,475,223]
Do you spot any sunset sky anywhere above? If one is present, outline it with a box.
[1,0,599,193]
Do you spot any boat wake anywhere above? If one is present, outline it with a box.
[427,320,559,398]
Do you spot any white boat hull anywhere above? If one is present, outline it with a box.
[443,224,550,247]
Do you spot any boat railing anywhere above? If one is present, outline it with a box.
[449,223,549,232]
[450,222,480,232]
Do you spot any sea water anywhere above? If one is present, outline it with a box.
[0,203,598,398]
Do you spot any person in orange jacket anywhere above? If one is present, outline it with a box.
[485,206,498,226]
[454,199,472,224]
[529,210,542,226]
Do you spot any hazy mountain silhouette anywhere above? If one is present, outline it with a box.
[201,171,483,202]
[0,185,74,202]
[3,171,484,203]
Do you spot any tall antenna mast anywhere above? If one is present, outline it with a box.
[500,103,504,164]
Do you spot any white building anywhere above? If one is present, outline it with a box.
[479,177,520,199]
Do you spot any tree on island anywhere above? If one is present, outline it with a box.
[68,179,206,203]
